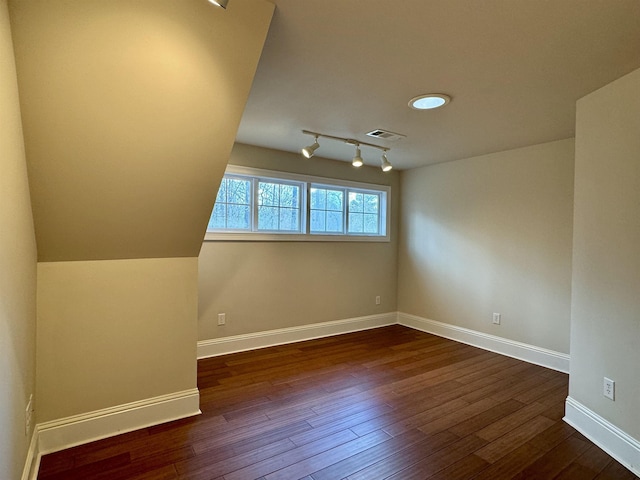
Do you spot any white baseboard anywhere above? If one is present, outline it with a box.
[564,396,640,476]
[21,428,40,480]
[36,388,201,455]
[23,311,576,478]
[197,312,397,359]
[398,312,570,373]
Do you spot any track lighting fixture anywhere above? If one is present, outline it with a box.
[301,136,320,159]
[380,153,393,172]
[352,145,364,168]
[300,130,393,172]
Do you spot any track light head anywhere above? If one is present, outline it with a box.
[380,153,393,172]
[352,146,364,167]
[301,137,320,158]
[207,0,229,8]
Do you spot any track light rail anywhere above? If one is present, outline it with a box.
[302,130,389,152]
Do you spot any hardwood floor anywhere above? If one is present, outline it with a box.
[37,325,636,480]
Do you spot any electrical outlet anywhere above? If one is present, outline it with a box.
[217,313,226,326]
[492,313,501,325]
[375,296,381,305]
[25,394,33,436]
[604,377,615,400]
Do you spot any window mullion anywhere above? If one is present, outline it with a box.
[345,187,350,235]
[252,178,258,232]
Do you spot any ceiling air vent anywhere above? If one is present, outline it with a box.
[365,129,406,142]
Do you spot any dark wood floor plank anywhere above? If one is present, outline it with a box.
[176,438,295,480]
[594,459,638,479]
[474,414,555,463]
[125,464,179,480]
[417,397,503,436]
[470,442,547,480]
[309,428,428,480]
[261,429,391,480]
[36,325,633,480]
[83,447,193,480]
[36,453,74,478]
[447,398,525,438]
[510,434,591,479]
[345,430,460,480]
[554,442,617,479]
[383,434,488,480]
[38,453,130,480]
[512,374,568,404]
[222,428,362,480]
[475,400,551,441]
[382,397,470,437]
[427,453,490,480]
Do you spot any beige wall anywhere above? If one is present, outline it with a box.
[8,0,273,431]
[9,0,274,262]
[0,0,37,477]
[198,143,399,339]
[37,258,197,422]
[570,68,640,440]
[398,139,575,353]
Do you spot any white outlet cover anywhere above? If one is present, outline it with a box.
[604,377,615,400]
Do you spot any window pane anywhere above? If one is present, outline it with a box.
[227,205,250,229]
[326,211,343,232]
[227,178,250,204]
[310,210,326,232]
[348,213,364,233]
[364,193,379,214]
[215,179,227,204]
[258,206,278,230]
[363,213,379,234]
[310,188,326,209]
[349,192,364,213]
[209,203,226,229]
[327,190,343,211]
[279,207,299,231]
[258,182,279,206]
[280,184,299,208]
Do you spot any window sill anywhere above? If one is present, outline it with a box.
[203,232,390,242]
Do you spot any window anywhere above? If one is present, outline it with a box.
[257,180,302,232]
[208,176,251,231]
[205,166,390,242]
[310,186,344,234]
[348,191,381,235]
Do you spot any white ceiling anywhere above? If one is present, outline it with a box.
[235,0,640,170]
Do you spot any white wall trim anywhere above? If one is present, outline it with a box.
[24,313,578,478]
[564,396,640,476]
[21,428,40,480]
[197,312,397,359]
[36,388,200,456]
[398,312,570,373]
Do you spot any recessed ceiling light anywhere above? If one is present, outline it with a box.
[408,93,451,110]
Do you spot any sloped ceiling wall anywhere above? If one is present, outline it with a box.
[10,0,274,262]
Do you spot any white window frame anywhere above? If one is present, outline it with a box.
[254,177,305,234]
[309,183,347,235]
[204,165,391,242]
